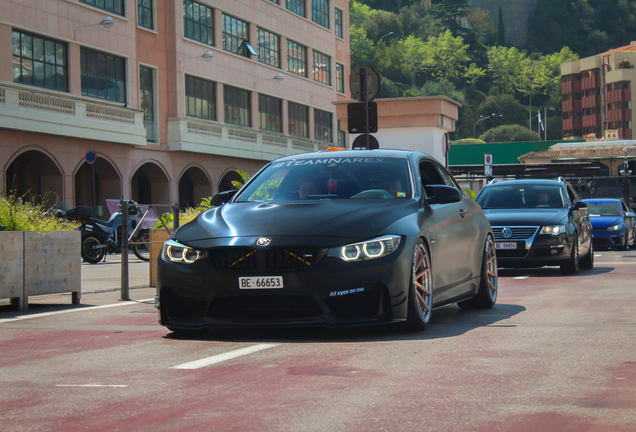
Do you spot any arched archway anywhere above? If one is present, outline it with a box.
[178,166,212,209]
[131,161,170,205]
[5,150,63,205]
[218,170,244,193]
[75,157,121,216]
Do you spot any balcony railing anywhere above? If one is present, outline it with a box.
[167,117,332,160]
[0,83,146,146]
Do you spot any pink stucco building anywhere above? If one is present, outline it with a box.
[0,0,349,212]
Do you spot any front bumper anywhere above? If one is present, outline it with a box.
[156,240,412,329]
[591,229,625,248]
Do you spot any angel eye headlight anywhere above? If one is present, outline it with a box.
[540,225,566,236]
[162,239,201,264]
[328,236,401,262]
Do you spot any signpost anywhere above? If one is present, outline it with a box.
[86,149,97,217]
[484,154,493,178]
[349,65,381,149]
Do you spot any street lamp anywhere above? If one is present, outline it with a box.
[73,16,115,40]
[254,73,285,83]
[179,51,215,62]
[379,31,394,42]
[620,147,633,201]
[473,113,502,138]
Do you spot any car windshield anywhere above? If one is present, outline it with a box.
[237,156,412,202]
[476,184,567,209]
[585,202,622,216]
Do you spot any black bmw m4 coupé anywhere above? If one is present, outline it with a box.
[156,149,498,332]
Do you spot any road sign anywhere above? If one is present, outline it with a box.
[484,154,492,177]
[352,134,379,150]
[86,149,96,165]
[484,154,492,165]
[350,65,381,102]
[347,102,378,134]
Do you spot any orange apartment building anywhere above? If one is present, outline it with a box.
[0,0,350,212]
[561,42,636,141]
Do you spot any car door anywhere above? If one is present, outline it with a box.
[418,159,473,295]
[566,184,592,255]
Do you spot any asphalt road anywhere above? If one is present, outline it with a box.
[1,251,635,431]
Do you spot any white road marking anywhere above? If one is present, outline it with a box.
[55,384,128,388]
[172,344,279,370]
[513,276,530,280]
[0,299,155,324]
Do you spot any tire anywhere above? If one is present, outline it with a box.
[580,241,594,270]
[621,233,629,251]
[458,234,498,309]
[132,230,150,261]
[81,235,105,264]
[561,233,580,275]
[406,240,433,331]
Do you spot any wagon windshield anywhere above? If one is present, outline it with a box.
[477,185,567,209]
[236,156,412,202]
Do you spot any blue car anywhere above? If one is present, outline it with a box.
[582,198,636,250]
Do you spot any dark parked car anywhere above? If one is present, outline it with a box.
[582,198,635,250]
[156,149,498,333]
[475,178,594,274]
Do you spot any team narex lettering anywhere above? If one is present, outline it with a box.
[272,158,385,168]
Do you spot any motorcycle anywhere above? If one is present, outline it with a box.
[66,200,150,264]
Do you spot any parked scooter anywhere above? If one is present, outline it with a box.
[66,200,150,264]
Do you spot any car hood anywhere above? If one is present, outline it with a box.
[174,200,418,246]
[482,208,568,226]
[589,216,622,229]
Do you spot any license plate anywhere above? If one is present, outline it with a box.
[239,276,284,289]
[495,242,517,249]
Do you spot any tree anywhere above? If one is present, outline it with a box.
[350,26,375,69]
[398,3,441,41]
[422,30,471,81]
[479,125,542,143]
[588,30,609,55]
[540,47,579,101]
[429,0,472,37]
[487,46,526,94]
[497,6,505,46]
[468,8,496,46]
[516,58,547,108]
[528,0,594,56]
[350,1,374,27]
[362,9,403,42]
[464,63,486,86]
[397,35,427,87]
[354,0,418,13]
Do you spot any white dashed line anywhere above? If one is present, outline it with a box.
[55,384,128,388]
[172,344,279,370]
[513,276,530,280]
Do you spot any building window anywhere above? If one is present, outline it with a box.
[139,66,156,142]
[80,0,124,16]
[12,30,67,92]
[313,50,331,85]
[224,85,251,127]
[336,63,345,93]
[335,8,343,38]
[186,75,216,120]
[288,102,309,137]
[223,14,252,57]
[267,0,280,3]
[314,109,332,142]
[312,0,329,29]
[183,0,213,46]
[259,94,282,132]
[337,120,346,147]
[287,40,307,77]
[80,48,126,103]
[257,28,280,68]
[286,0,306,17]
[138,0,153,29]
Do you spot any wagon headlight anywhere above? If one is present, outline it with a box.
[540,225,566,236]
[328,236,401,262]
[162,239,201,264]
[606,224,622,231]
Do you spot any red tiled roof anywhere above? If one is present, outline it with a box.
[519,146,636,161]
[598,43,636,56]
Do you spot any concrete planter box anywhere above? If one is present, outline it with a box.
[149,229,170,288]
[0,231,81,311]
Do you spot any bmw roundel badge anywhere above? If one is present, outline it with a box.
[256,237,271,246]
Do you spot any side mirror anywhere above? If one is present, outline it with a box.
[572,201,588,211]
[211,190,238,206]
[626,212,635,218]
[424,185,463,205]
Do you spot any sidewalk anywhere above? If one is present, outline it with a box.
[0,252,155,313]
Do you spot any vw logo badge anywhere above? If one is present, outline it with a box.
[501,227,513,239]
[256,237,271,246]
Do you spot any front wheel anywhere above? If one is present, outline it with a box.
[406,240,433,331]
[561,233,580,275]
[81,235,105,264]
[580,241,594,270]
[458,234,498,309]
[132,230,150,261]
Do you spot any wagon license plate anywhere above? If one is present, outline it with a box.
[239,276,284,289]
[495,242,517,250]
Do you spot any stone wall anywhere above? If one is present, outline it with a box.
[469,0,538,47]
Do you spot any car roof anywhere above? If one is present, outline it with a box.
[272,149,423,162]
[485,179,567,187]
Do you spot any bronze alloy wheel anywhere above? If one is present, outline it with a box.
[485,235,498,303]
[407,241,433,330]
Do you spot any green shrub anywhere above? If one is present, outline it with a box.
[0,193,78,231]
[152,197,217,230]
[452,138,486,145]
[479,125,541,143]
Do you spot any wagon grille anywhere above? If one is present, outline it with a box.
[492,226,539,240]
